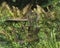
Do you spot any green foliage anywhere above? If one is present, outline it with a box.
[0,0,60,48]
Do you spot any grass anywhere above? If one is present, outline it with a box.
[0,2,60,48]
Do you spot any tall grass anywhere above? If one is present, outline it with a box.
[0,2,60,48]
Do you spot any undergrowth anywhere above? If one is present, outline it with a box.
[0,1,60,48]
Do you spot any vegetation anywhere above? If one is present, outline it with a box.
[0,0,60,48]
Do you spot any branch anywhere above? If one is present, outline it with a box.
[6,18,28,22]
